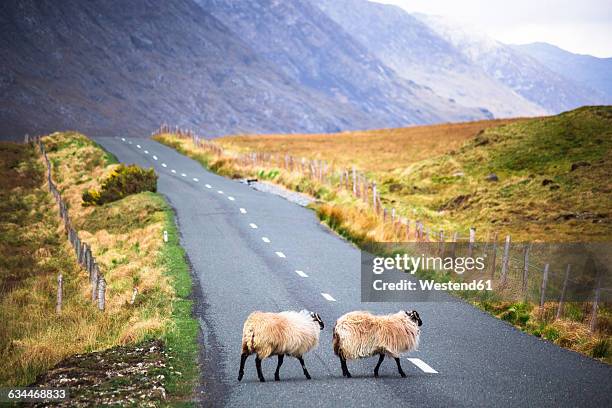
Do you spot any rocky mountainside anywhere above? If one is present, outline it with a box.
[196,0,490,125]
[312,0,546,118]
[513,42,612,103]
[0,0,380,140]
[416,13,606,113]
[0,0,488,141]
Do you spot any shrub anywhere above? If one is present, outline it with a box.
[82,164,157,205]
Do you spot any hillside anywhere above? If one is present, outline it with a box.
[312,0,546,118]
[513,43,612,103]
[416,14,606,113]
[0,0,487,142]
[217,107,611,241]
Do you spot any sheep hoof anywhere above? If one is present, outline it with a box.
[400,372,407,378]
[259,378,266,383]
[374,372,379,378]
[238,374,243,382]
[274,375,280,381]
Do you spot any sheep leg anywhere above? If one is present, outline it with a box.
[394,357,407,378]
[238,352,249,381]
[374,353,385,378]
[255,356,266,382]
[297,356,311,380]
[274,354,284,381]
[340,356,351,378]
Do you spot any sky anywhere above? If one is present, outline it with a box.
[373,0,612,58]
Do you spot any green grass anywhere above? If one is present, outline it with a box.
[158,200,199,405]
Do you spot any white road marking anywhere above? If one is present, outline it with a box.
[144,150,149,154]
[321,293,336,302]
[217,190,224,194]
[249,223,258,229]
[161,163,167,167]
[275,251,286,258]
[121,137,126,141]
[205,184,212,189]
[128,141,132,144]
[153,155,158,160]
[261,237,271,243]
[295,270,308,278]
[240,208,247,214]
[193,178,199,182]
[136,144,141,148]
[407,358,438,374]
[171,169,176,174]
[228,196,235,201]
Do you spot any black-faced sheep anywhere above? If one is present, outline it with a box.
[238,310,324,382]
[332,310,422,378]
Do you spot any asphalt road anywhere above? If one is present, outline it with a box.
[96,137,612,408]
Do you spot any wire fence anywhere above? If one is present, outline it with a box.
[153,125,610,332]
[25,134,107,312]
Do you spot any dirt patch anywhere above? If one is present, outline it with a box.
[32,340,173,407]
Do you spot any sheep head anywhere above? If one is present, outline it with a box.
[310,312,324,330]
[404,310,422,327]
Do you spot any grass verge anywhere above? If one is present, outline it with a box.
[0,133,199,404]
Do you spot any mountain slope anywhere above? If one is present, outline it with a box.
[313,0,546,118]
[416,14,606,113]
[513,42,612,103]
[0,0,382,140]
[196,0,491,126]
[0,0,489,141]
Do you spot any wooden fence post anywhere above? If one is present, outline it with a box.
[500,235,511,285]
[590,271,602,332]
[352,166,357,196]
[468,227,476,258]
[372,183,377,212]
[56,274,63,315]
[490,232,498,279]
[163,230,168,243]
[540,263,549,309]
[97,276,106,311]
[556,264,571,320]
[522,243,532,297]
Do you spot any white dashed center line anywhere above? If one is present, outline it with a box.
[193,178,199,182]
[181,173,187,177]
[295,270,308,278]
[144,150,149,154]
[228,196,235,201]
[217,190,224,194]
[128,141,132,145]
[275,251,286,258]
[205,184,212,189]
[261,237,271,243]
[171,169,176,174]
[121,137,126,141]
[136,144,141,149]
[321,293,336,302]
[240,208,247,214]
[161,163,167,167]
[407,358,438,374]
[249,223,258,229]
[153,155,158,160]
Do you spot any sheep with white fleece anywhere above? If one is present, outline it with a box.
[333,310,422,378]
[238,310,324,382]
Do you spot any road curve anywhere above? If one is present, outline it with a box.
[95,137,612,408]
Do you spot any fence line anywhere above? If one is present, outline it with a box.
[151,126,608,332]
[28,135,107,311]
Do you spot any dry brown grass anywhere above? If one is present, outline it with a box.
[0,133,175,386]
[218,119,523,173]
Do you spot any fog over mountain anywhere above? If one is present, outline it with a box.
[0,0,607,141]
[513,42,612,104]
